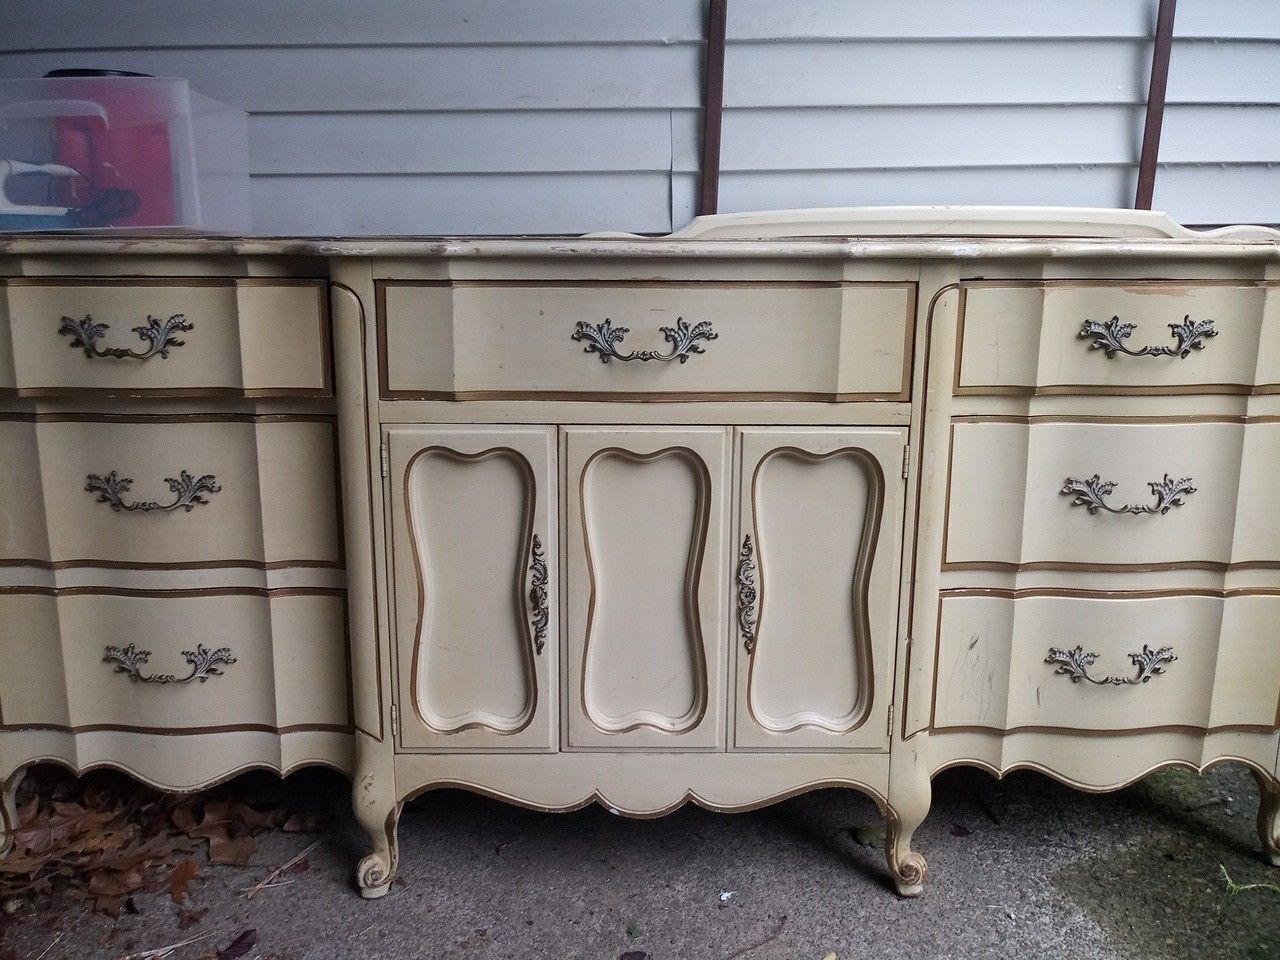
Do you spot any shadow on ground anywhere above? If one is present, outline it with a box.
[3,763,1277,960]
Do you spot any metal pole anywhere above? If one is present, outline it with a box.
[698,0,728,217]
[1135,0,1177,209]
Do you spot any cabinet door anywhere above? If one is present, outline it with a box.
[564,427,730,749]
[732,428,907,750]
[387,426,557,751]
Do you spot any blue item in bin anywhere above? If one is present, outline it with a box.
[0,159,78,229]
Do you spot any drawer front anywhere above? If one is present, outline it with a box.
[944,419,1280,571]
[0,588,349,732]
[932,591,1280,734]
[0,415,340,568]
[378,280,915,400]
[955,281,1280,395]
[1,278,330,396]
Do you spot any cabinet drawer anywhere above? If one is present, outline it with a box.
[0,278,330,397]
[955,280,1280,396]
[931,591,1280,734]
[0,588,349,733]
[378,279,914,401]
[944,419,1280,571]
[0,415,341,569]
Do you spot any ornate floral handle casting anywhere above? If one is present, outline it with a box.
[528,534,549,655]
[1061,474,1195,516]
[737,535,759,653]
[104,642,236,685]
[571,317,717,364]
[1079,315,1217,359]
[1046,644,1177,686]
[86,470,221,513]
[59,314,193,360]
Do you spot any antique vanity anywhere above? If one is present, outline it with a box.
[1,208,1278,898]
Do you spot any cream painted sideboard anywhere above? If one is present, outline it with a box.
[1,209,1278,899]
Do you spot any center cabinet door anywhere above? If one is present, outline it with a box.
[387,426,557,751]
[733,428,907,751]
[564,427,730,749]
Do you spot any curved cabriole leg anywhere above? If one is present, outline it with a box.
[1252,771,1280,868]
[1,769,25,858]
[885,752,931,898]
[354,771,401,899]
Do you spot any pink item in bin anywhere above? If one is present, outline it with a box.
[0,71,248,232]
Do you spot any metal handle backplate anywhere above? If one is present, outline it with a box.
[1061,474,1195,516]
[60,313,193,360]
[86,470,221,513]
[1046,644,1177,686]
[1079,315,1217,359]
[528,534,549,655]
[572,317,717,364]
[737,534,759,653]
[104,643,236,685]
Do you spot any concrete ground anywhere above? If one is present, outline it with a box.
[3,763,1279,960]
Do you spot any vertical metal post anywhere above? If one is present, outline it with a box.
[698,0,728,217]
[1135,0,1177,209]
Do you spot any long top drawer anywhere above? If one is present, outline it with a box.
[378,279,915,401]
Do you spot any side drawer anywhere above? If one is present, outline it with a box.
[0,587,349,733]
[0,414,341,569]
[378,279,915,401]
[0,278,330,397]
[944,418,1280,571]
[955,280,1280,396]
[931,591,1280,734]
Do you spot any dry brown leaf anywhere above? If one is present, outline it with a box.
[208,832,257,867]
[178,907,209,929]
[217,929,257,959]
[168,861,199,903]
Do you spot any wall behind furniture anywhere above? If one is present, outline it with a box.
[1,0,1275,233]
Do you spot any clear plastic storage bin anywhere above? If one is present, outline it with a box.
[0,72,248,232]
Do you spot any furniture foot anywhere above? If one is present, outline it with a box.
[354,772,401,899]
[885,811,928,898]
[1,768,25,858]
[1252,771,1280,868]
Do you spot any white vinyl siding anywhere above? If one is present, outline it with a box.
[0,0,1275,233]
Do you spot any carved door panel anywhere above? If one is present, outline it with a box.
[387,426,556,751]
[563,427,730,749]
[732,428,907,750]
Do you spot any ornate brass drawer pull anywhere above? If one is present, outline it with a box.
[737,534,759,654]
[572,317,717,364]
[1046,644,1177,686]
[528,534,549,655]
[1079,315,1217,359]
[104,642,237,685]
[59,313,193,360]
[1061,474,1195,516]
[86,470,221,513]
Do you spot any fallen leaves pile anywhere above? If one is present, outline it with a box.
[0,769,327,917]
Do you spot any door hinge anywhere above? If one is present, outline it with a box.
[901,444,910,480]
[887,702,895,739]
[390,702,399,737]
[380,440,390,478]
